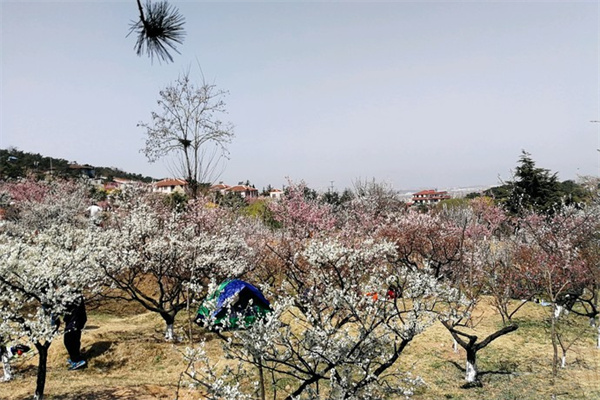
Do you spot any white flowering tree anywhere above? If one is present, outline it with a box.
[96,193,251,340]
[346,179,405,234]
[0,225,102,400]
[0,179,89,231]
[182,238,455,399]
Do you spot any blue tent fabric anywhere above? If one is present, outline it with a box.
[196,279,271,329]
[216,279,270,311]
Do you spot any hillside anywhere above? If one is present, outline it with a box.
[3,299,599,400]
[0,148,156,183]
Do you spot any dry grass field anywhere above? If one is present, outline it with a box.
[3,299,600,400]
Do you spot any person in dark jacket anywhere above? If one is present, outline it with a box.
[63,297,87,370]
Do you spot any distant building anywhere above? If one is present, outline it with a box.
[69,164,95,179]
[225,185,259,199]
[410,189,451,206]
[113,178,136,188]
[153,178,188,195]
[269,188,284,200]
[102,178,141,192]
[209,183,231,196]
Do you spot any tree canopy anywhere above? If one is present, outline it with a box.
[485,151,590,216]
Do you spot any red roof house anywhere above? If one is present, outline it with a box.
[225,185,259,199]
[410,189,451,206]
[153,178,188,195]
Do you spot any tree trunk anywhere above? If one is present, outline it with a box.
[440,321,518,386]
[34,341,50,400]
[595,283,600,349]
[160,312,176,341]
[452,338,459,353]
[257,357,266,400]
[465,348,478,383]
[551,305,559,379]
[165,324,175,341]
[596,320,600,350]
[1,350,12,382]
[554,304,563,319]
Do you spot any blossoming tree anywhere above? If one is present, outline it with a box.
[96,191,251,340]
[514,206,598,376]
[183,234,456,399]
[0,225,102,400]
[0,179,101,399]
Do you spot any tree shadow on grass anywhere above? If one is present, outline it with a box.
[47,386,174,400]
[448,360,514,388]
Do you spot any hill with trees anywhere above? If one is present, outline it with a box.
[0,148,156,183]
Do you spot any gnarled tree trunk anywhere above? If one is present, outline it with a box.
[34,341,52,400]
[441,320,518,384]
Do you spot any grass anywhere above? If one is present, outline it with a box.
[3,298,600,399]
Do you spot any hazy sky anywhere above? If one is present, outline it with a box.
[1,0,599,192]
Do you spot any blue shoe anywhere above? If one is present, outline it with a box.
[67,358,74,367]
[69,360,86,370]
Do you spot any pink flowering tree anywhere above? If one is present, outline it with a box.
[436,199,525,385]
[257,180,338,293]
[0,179,89,230]
[378,208,464,279]
[268,181,336,239]
[571,236,600,349]
[379,198,528,385]
[514,206,598,377]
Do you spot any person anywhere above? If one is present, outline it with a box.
[63,297,87,370]
[1,341,30,382]
[0,342,13,382]
[86,203,103,226]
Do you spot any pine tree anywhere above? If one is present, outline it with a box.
[506,151,563,216]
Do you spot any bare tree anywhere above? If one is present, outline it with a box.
[139,70,234,197]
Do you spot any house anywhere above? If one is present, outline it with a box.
[209,183,231,196]
[153,178,188,195]
[225,185,259,199]
[113,178,136,189]
[410,189,451,206]
[103,178,145,192]
[269,188,284,200]
[69,164,95,179]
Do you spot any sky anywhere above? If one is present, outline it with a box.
[1,0,599,193]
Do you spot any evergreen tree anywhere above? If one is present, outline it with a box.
[506,151,563,216]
